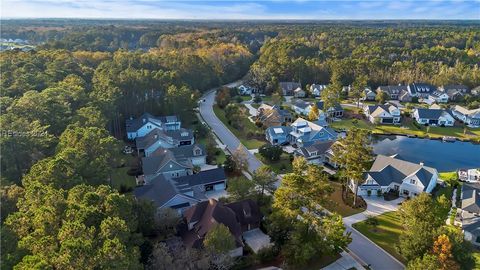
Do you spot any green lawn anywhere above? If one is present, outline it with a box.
[331,117,480,141]
[323,182,366,217]
[111,152,137,191]
[352,211,407,264]
[213,105,266,149]
[255,152,293,174]
[235,95,252,102]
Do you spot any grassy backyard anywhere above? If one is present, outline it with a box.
[255,152,293,174]
[111,152,137,191]
[213,105,266,149]
[330,117,480,141]
[352,211,407,264]
[323,182,366,217]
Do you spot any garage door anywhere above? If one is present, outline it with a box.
[382,118,394,124]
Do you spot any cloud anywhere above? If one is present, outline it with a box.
[1,0,479,19]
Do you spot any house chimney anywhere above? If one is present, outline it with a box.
[419,162,424,166]
[143,118,146,123]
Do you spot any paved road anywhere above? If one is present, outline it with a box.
[343,197,405,270]
[199,83,263,174]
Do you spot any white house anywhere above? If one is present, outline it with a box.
[363,104,401,124]
[126,113,181,140]
[294,88,306,98]
[408,83,437,98]
[363,88,376,101]
[353,154,438,198]
[136,128,195,156]
[413,108,455,127]
[292,99,310,115]
[452,105,480,128]
[238,85,254,96]
[310,84,327,97]
[428,90,449,103]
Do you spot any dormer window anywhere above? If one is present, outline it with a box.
[147,125,152,129]
[195,149,201,156]
[410,179,416,184]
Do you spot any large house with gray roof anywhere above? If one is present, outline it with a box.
[460,183,480,247]
[279,81,302,96]
[363,104,401,124]
[136,128,194,156]
[452,105,480,128]
[376,85,409,101]
[288,118,337,147]
[265,126,292,145]
[353,154,438,198]
[407,83,437,98]
[126,113,181,139]
[141,144,206,183]
[413,108,455,126]
[295,141,334,165]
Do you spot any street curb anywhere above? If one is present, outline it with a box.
[347,224,406,268]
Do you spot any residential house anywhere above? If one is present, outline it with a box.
[452,105,480,128]
[413,108,455,126]
[279,82,302,96]
[376,85,408,100]
[459,168,480,182]
[472,86,480,96]
[439,85,470,101]
[136,128,194,156]
[134,168,227,213]
[363,104,401,124]
[296,141,334,165]
[318,101,344,118]
[428,90,449,103]
[354,154,438,198]
[398,90,413,102]
[134,174,200,212]
[407,83,437,98]
[292,99,311,115]
[294,87,306,98]
[181,198,263,257]
[460,183,480,247]
[257,104,292,128]
[126,113,181,139]
[238,85,254,96]
[141,144,208,183]
[174,167,227,193]
[310,84,327,97]
[288,118,337,147]
[265,126,292,145]
[363,88,376,101]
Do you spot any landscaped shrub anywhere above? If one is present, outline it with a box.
[367,190,372,196]
[377,189,382,197]
[365,215,379,227]
[256,246,279,263]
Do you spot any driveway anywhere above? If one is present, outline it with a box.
[343,196,405,270]
[242,228,272,253]
[199,85,263,174]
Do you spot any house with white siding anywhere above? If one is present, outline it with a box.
[452,105,480,128]
[413,108,455,126]
[126,113,181,139]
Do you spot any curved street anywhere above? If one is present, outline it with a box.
[199,83,405,270]
[199,82,263,174]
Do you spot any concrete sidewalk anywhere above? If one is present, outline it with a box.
[322,251,365,270]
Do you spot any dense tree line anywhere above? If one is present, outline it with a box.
[247,26,480,92]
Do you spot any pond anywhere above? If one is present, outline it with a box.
[372,135,480,172]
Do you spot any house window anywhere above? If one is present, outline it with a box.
[403,190,410,196]
[195,149,201,155]
[410,179,416,185]
[147,125,152,129]
[476,236,480,243]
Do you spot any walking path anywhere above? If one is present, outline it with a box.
[322,251,366,270]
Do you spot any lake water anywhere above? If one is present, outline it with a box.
[372,135,480,172]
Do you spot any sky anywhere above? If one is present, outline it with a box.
[1,0,480,20]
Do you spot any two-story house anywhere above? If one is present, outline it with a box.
[295,141,334,165]
[460,183,480,247]
[413,108,455,126]
[376,85,409,100]
[310,84,327,97]
[452,105,480,128]
[363,104,401,124]
[279,82,302,96]
[288,118,337,147]
[265,126,292,145]
[257,104,292,127]
[126,113,181,139]
[439,85,470,101]
[354,154,438,198]
[428,90,449,103]
[136,128,194,156]
[407,83,437,98]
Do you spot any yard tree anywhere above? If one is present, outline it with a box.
[376,90,390,104]
[351,74,368,108]
[407,254,441,270]
[148,242,174,270]
[223,155,237,173]
[215,87,231,109]
[252,165,277,202]
[203,223,235,254]
[232,145,249,173]
[331,128,373,206]
[258,144,282,161]
[291,156,308,174]
[272,163,349,265]
[227,177,255,200]
[397,193,450,261]
[155,208,181,236]
[307,103,320,121]
[432,234,460,270]
[439,226,475,270]
[321,77,342,118]
[148,242,210,270]
[271,92,283,106]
